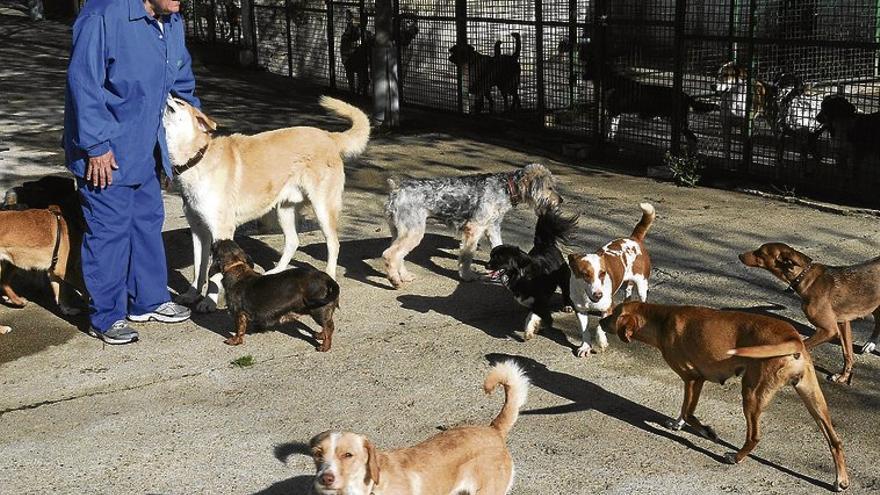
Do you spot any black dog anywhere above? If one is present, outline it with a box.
[815,94,880,173]
[211,240,340,351]
[486,207,577,340]
[448,32,521,114]
[577,39,716,148]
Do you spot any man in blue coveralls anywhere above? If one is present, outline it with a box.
[63,0,196,344]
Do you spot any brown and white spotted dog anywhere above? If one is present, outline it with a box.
[568,203,654,357]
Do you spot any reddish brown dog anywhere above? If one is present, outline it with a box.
[740,242,880,384]
[0,206,84,328]
[600,302,848,492]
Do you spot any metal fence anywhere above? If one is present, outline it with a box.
[183,0,880,202]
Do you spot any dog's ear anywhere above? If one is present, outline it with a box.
[617,314,641,343]
[364,437,380,485]
[191,106,218,133]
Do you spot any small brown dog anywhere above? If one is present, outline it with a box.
[740,242,880,384]
[0,205,85,328]
[211,240,339,350]
[309,361,528,495]
[600,302,848,491]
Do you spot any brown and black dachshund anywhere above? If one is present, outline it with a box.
[211,240,340,350]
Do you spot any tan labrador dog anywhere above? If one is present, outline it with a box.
[163,96,369,312]
[309,361,528,495]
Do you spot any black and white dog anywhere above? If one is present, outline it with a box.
[486,206,577,340]
[382,163,562,289]
[578,39,717,147]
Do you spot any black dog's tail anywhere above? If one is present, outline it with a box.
[688,98,718,113]
[534,207,578,250]
[305,277,341,311]
[511,32,521,59]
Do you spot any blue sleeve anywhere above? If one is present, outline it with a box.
[67,14,113,157]
[171,44,201,109]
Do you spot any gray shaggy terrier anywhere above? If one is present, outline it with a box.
[382,163,562,289]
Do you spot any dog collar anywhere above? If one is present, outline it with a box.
[48,210,63,272]
[785,262,814,293]
[173,142,210,176]
[223,260,248,272]
[507,172,522,205]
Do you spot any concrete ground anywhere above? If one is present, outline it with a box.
[2,11,880,495]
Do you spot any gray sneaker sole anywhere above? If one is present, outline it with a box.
[88,329,138,345]
[128,312,191,323]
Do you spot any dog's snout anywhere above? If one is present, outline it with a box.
[320,471,336,486]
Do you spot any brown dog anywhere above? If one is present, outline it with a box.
[740,242,880,384]
[0,205,85,329]
[600,302,848,491]
[211,240,339,350]
[309,361,528,495]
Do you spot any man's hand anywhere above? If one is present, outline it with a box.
[86,150,119,188]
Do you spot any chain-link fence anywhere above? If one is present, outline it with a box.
[183,0,880,202]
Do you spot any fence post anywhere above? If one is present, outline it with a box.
[455,0,467,114]
[568,0,577,108]
[208,0,219,42]
[741,0,757,173]
[373,0,400,126]
[671,0,686,157]
[285,0,293,77]
[393,0,404,101]
[535,0,545,123]
[327,0,337,89]
[593,0,607,152]
[250,0,259,67]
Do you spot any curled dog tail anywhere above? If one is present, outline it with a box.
[511,32,521,59]
[630,202,655,242]
[484,361,529,438]
[727,340,802,359]
[320,96,371,158]
[534,207,578,249]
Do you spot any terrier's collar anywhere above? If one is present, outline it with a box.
[785,262,814,293]
[173,142,210,175]
[507,170,523,205]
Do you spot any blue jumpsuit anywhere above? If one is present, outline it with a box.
[63,0,200,332]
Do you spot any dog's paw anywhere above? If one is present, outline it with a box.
[523,330,536,341]
[316,342,331,352]
[195,297,217,313]
[2,295,28,308]
[561,305,574,313]
[861,341,877,354]
[828,373,853,385]
[696,425,719,442]
[223,336,243,346]
[594,334,609,351]
[834,478,850,492]
[58,304,81,316]
[722,452,740,465]
[663,417,685,431]
[175,290,201,305]
[576,344,592,358]
[0,325,11,334]
[399,271,415,283]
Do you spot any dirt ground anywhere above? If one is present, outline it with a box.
[2,10,880,495]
